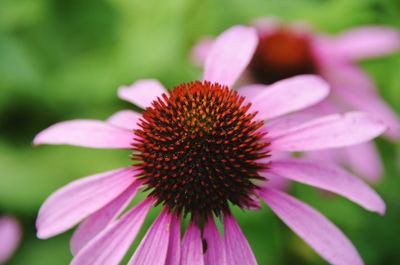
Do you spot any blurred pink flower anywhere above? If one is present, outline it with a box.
[0,216,21,264]
[34,26,386,265]
[192,19,400,182]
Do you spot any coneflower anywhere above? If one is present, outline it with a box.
[34,26,386,265]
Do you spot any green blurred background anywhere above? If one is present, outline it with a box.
[0,0,399,264]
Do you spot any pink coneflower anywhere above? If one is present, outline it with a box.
[0,216,21,264]
[34,26,386,265]
[192,19,400,182]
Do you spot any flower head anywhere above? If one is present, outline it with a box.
[134,81,269,218]
[192,19,400,182]
[34,26,386,265]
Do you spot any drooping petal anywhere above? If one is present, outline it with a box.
[70,181,141,255]
[0,216,21,264]
[267,158,385,214]
[270,112,386,151]
[107,110,142,130]
[247,75,330,120]
[331,26,400,60]
[33,120,133,149]
[71,199,152,265]
[203,26,258,87]
[36,168,136,239]
[261,188,364,265]
[118,79,166,109]
[224,215,257,265]
[344,142,383,182]
[180,222,204,265]
[128,210,172,265]
[165,215,181,265]
[204,217,225,265]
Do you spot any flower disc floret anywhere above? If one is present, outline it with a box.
[133,81,270,218]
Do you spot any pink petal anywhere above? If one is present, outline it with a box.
[321,61,400,140]
[128,210,172,265]
[270,112,387,151]
[191,37,214,66]
[224,215,257,265]
[266,112,318,138]
[344,142,383,182]
[267,158,385,214]
[305,148,345,167]
[238,84,265,102]
[70,181,141,255]
[165,215,181,265]
[203,25,258,87]
[33,120,133,149]
[180,222,204,265]
[204,217,225,265]
[118,79,166,109]
[263,172,291,191]
[248,75,330,120]
[36,168,136,239]
[266,100,340,138]
[71,199,152,265]
[332,26,400,60]
[261,188,364,265]
[0,216,21,264]
[344,92,400,140]
[328,67,400,140]
[107,110,142,130]
[322,60,376,92]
